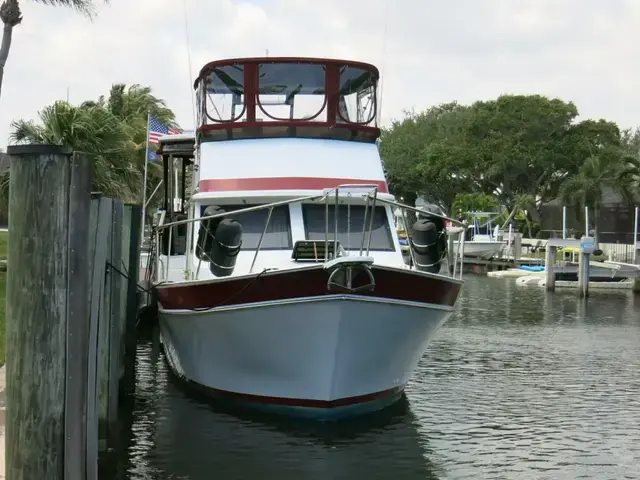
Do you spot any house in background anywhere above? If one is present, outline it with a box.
[539,187,639,244]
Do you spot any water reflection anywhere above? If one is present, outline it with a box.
[107,337,440,480]
[106,277,640,480]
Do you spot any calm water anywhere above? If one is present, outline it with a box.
[104,277,640,480]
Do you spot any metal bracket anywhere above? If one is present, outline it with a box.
[324,256,376,293]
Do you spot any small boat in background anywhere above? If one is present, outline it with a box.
[462,212,506,259]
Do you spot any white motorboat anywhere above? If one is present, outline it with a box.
[144,56,466,420]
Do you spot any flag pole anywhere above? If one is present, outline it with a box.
[140,112,151,250]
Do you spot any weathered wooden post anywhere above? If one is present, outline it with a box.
[544,243,556,291]
[447,231,455,274]
[577,236,594,298]
[5,145,92,479]
[633,207,639,292]
[86,194,111,479]
[513,233,522,263]
[123,204,142,398]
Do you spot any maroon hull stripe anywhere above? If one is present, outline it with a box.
[186,383,403,409]
[156,265,461,310]
[199,177,389,193]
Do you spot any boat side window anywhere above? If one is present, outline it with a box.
[199,204,292,250]
[336,66,377,125]
[302,204,395,251]
[204,64,246,122]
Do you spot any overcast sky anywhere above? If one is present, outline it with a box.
[1,0,638,144]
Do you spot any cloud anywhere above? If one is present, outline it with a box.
[1,0,639,147]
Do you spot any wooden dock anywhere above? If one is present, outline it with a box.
[4,145,142,479]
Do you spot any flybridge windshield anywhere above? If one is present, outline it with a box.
[201,61,377,126]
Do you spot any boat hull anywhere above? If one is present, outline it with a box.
[462,241,505,259]
[159,295,453,419]
[155,265,461,420]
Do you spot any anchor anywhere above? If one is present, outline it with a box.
[323,256,376,293]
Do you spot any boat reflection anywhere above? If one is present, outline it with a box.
[106,337,441,480]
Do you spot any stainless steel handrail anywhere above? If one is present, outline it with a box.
[153,185,466,281]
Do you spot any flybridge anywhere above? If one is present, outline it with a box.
[192,57,381,143]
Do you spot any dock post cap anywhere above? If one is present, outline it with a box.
[6,144,73,156]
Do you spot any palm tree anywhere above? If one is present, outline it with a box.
[559,149,640,243]
[0,0,106,100]
[10,100,142,200]
[5,84,180,204]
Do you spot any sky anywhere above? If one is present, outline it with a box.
[1,0,639,144]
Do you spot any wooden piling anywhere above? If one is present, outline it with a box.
[545,245,556,291]
[123,204,142,397]
[577,236,594,298]
[87,194,112,478]
[5,145,92,480]
[577,252,589,298]
[513,233,522,262]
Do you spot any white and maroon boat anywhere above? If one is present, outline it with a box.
[146,56,466,420]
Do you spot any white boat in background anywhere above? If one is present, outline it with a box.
[143,56,466,420]
[462,212,506,259]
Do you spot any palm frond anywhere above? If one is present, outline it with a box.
[32,0,109,19]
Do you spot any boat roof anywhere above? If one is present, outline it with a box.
[157,134,195,160]
[158,133,195,143]
[196,56,379,87]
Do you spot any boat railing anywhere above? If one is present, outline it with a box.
[153,187,465,281]
[375,197,466,279]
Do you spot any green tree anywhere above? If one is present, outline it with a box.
[559,121,640,241]
[451,193,501,221]
[379,102,476,210]
[83,83,179,205]
[10,100,140,200]
[379,95,618,231]
[0,0,107,99]
[4,83,179,203]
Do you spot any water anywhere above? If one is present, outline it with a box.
[105,277,640,479]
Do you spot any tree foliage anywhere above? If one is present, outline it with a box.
[1,83,178,206]
[380,94,640,237]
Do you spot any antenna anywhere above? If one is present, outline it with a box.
[377,0,390,125]
[181,0,197,129]
[265,49,269,57]
[66,87,69,103]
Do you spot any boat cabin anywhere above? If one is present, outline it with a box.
[150,57,448,283]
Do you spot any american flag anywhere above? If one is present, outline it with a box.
[148,115,181,144]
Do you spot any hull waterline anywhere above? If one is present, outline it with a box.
[155,265,460,420]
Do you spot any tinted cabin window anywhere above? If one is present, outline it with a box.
[200,205,292,250]
[204,64,246,122]
[302,204,395,251]
[337,66,377,125]
[257,63,327,122]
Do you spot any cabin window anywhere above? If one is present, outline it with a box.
[204,64,246,122]
[302,204,395,251]
[337,66,377,125]
[199,204,292,250]
[256,63,327,122]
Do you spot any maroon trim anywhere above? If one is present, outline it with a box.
[196,57,380,86]
[196,122,381,142]
[198,177,389,193]
[186,383,402,408]
[195,57,381,143]
[155,265,461,310]
[244,63,257,122]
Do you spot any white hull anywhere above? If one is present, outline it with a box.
[462,241,505,259]
[158,294,453,419]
